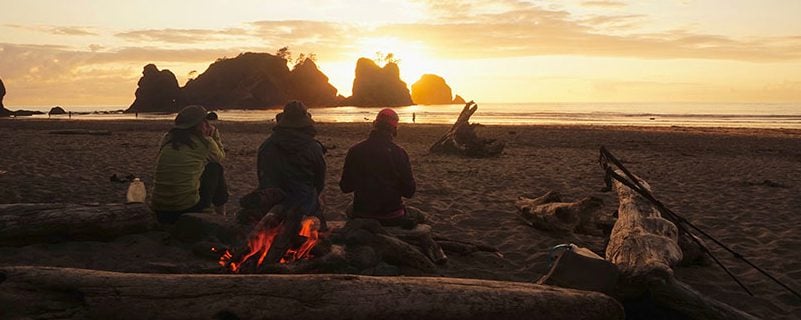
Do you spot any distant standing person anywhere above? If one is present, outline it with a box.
[412,112,416,123]
[340,108,421,227]
[151,105,228,223]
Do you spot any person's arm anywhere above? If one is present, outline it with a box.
[339,149,355,193]
[206,126,225,163]
[397,148,416,198]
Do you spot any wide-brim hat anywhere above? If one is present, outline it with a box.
[174,105,209,129]
[276,100,314,128]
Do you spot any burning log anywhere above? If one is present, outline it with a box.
[515,192,606,235]
[0,266,625,320]
[429,101,504,157]
[0,203,154,246]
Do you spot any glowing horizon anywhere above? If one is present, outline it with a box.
[1,0,801,107]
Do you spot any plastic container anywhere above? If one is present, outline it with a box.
[126,178,146,203]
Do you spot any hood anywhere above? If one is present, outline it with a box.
[271,126,316,154]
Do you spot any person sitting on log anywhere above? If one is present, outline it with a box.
[151,105,228,224]
[253,100,326,229]
[340,108,423,228]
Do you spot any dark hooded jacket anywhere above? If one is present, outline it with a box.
[340,129,415,217]
[257,127,325,213]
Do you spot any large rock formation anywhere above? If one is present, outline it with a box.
[180,52,340,109]
[0,77,9,116]
[453,95,466,104]
[343,58,413,107]
[127,64,183,113]
[182,52,290,109]
[411,74,453,105]
[289,58,340,107]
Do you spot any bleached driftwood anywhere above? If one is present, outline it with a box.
[605,172,682,292]
[0,266,625,320]
[429,101,504,157]
[515,191,605,235]
[0,203,154,246]
[606,170,758,320]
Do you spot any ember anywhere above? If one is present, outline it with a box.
[219,216,320,272]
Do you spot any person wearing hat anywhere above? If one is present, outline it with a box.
[151,105,228,223]
[339,108,420,227]
[253,100,326,257]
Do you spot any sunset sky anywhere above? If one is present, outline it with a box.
[1,0,800,107]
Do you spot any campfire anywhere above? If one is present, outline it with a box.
[218,214,322,273]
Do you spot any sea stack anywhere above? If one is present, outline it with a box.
[343,58,413,107]
[0,77,9,116]
[126,64,183,113]
[411,74,454,105]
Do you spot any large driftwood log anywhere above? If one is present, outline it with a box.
[515,191,605,235]
[606,170,758,319]
[650,279,760,320]
[605,172,682,293]
[430,101,504,157]
[0,203,155,246]
[0,266,625,320]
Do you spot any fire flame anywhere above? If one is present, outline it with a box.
[218,217,320,272]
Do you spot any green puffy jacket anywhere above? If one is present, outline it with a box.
[151,130,224,211]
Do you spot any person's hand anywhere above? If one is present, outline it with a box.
[203,122,216,137]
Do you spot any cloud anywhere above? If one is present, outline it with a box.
[580,1,627,8]
[115,28,250,44]
[5,24,98,36]
[377,4,801,62]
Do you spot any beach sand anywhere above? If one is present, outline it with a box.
[1,119,800,319]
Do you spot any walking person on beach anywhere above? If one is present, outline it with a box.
[340,108,422,228]
[151,105,228,224]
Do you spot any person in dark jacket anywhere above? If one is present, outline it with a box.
[255,101,326,258]
[340,108,420,227]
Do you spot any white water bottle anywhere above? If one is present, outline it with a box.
[126,178,146,203]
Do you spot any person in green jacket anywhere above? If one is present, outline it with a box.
[151,105,228,223]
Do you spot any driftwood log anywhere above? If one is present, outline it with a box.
[515,191,606,235]
[0,203,155,246]
[430,101,504,157]
[606,170,758,320]
[0,266,625,320]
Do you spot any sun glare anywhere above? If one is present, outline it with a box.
[354,37,435,86]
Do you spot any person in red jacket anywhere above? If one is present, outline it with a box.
[340,108,421,227]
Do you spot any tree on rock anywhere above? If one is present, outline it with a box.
[343,57,413,107]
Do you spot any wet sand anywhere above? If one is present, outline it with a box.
[1,119,800,319]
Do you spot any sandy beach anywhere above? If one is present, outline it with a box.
[1,119,800,319]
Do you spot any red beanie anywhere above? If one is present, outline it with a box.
[375,108,399,128]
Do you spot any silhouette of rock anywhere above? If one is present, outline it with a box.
[411,74,453,105]
[453,95,466,104]
[289,58,340,107]
[49,106,67,115]
[182,52,291,109]
[179,52,340,109]
[126,64,183,113]
[0,77,9,117]
[343,58,412,107]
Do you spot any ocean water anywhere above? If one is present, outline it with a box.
[10,102,801,129]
